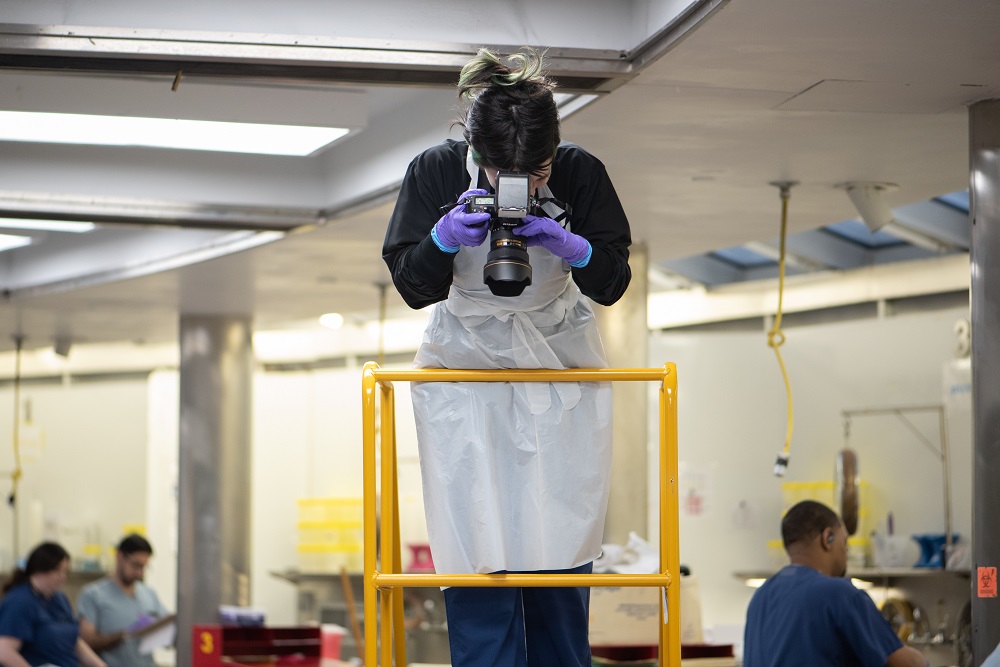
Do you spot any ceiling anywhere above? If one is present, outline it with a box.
[1,0,998,355]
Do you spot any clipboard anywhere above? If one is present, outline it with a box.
[128,613,176,638]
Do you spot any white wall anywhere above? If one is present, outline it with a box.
[649,305,972,628]
[0,376,149,570]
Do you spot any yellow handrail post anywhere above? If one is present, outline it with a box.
[361,364,681,666]
[661,363,681,666]
[385,385,408,666]
[361,362,380,667]
[378,380,395,667]
[392,473,407,666]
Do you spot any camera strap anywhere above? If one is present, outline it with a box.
[535,196,572,226]
[466,147,479,189]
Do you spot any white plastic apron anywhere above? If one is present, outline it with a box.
[410,151,613,574]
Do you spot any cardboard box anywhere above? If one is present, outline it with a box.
[589,576,704,647]
[589,586,661,646]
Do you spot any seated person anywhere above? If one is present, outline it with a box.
[983,641,1000,667]
[0,541,107,667]
[743,500,927,667]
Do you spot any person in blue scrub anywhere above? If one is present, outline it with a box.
[986,642,1000,667]
[0,541,108,667]
[743,501,928,667]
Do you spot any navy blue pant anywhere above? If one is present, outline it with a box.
[443,561,593,667]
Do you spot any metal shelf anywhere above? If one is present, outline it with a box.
[734,567,970,585]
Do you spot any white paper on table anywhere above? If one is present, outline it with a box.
[138,621,177,654]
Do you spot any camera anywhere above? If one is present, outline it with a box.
[464,172,537,297]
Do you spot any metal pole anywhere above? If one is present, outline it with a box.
[969,97,1000,666]
[937,406,954,559]
[176,315,254,662]
[377,283,387,367]
[10,336,23,560]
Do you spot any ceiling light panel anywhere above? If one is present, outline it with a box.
[0,233,32,252]
[0,111,349,156]
[0,217,96,233]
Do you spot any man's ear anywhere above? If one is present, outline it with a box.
[822,528,835,548]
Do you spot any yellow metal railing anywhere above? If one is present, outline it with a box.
[361,363,680,667]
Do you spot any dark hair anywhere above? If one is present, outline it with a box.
[117,533,153,557]
[456,47,560,178]
[3,541,70,594]
[781,500,841,549]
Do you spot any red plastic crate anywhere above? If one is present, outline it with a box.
[192,625,321,667]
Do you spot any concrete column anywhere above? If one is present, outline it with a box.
[970,98,1000,666]
[176,314,254,660]
[596,242,649,545]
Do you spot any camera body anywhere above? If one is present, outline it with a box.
[463,172,538,297]
[465,172,537,223]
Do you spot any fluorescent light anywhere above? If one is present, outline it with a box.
[0,110,349,156]
[745,576,872,589]
[554,93,599,119]
[0,233,32,252]
[319,313,345,330]
[880,221,951,253]
[0,217,96,233]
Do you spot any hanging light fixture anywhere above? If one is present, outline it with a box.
[836,181,951,253]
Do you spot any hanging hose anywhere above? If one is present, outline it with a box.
[768,182,797,476]
[10,336,24,557]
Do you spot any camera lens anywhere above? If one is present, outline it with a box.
[483,226,531,297]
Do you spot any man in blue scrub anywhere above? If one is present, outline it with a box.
[78,534,170,667]
[744,501,927,667]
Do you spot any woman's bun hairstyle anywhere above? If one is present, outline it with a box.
[457,47,555,100]
[456,47,560,177]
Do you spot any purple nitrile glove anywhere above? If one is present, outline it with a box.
[125,613,154,634]
[431,188,492,252]
[513,214,592,267]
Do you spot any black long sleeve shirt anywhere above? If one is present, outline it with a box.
[382,139,632,309]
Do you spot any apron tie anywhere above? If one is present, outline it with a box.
[511,311,582,414]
